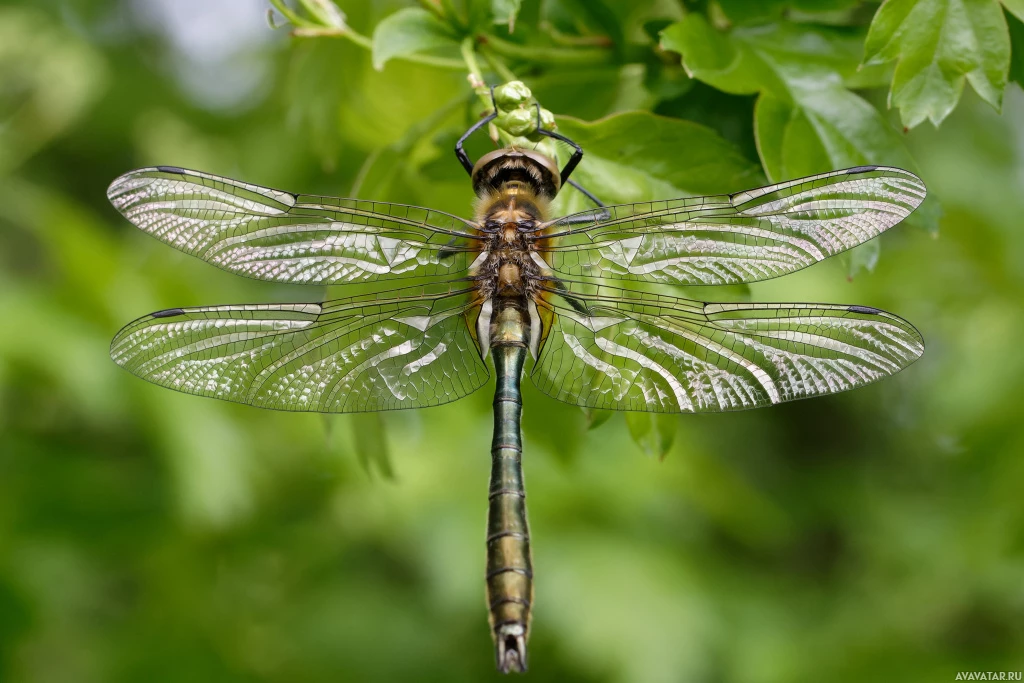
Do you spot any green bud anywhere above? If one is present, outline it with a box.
[497,108,536,137]
[539,108,555,131]
[494,81,532,110]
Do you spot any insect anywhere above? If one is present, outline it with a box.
[107,105,926,673]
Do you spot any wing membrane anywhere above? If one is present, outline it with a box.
[539,166,926,286]
[107,167,482,285]
[532,283,923,413]
[110,284,488,412]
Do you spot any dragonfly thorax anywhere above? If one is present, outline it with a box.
[497,263,523,295]
[472,188,550,358]
[475,190,548,301]
[474,241,542,300]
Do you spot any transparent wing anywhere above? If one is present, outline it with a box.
[107,167,483,285]
[531,283,923,413]
[538,166,926,285]
[110,284,488,412]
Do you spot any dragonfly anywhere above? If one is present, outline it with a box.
[107,108,926,673]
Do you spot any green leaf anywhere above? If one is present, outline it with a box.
[295,0,345,27]
[492,0,522,30]
[661,16,783,95]
[371,7,458,71]
[716,0,784,23]
[1004,0,1024,21]
[625,412,677,460]
[753,93,829,181]
[530,67,649,121]
[754,85,918,180]
[661,15,938,232]
[350,413,395,480]
[542,0,625,54]
[583,408,614,430]
[662,16,870,98]
[552,111,763,211]
[1009,9,1024,86]
[863,0,1011,128]
[716,0,859,25]
[455,0,496,32]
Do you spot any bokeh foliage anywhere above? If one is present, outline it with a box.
[2,0,1024,681]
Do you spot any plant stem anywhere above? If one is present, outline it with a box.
[539,21,614,48]
[480,45,518,83]
[268,0,318,28]
[290,26,371,49]
[462,35,500,136]
[416,0,447,22]
[461,36,487,89]
[480,33,613,66]
[462,38,524,148]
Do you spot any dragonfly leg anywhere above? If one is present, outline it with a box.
[543,278,590,316]
[565,179,604,208]
[534,127,612,221]
[561,179,611,222]
[455,110,498,177]
[438,235,460,260]
[535,127,583,188]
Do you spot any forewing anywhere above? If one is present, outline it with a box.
[539,166,926,285]
[107,167,482,285]
[110,285,488,412]
[532,284,923,413]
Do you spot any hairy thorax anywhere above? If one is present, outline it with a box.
[472,182,551,303]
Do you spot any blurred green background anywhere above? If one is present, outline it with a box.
[2,1,1023,681]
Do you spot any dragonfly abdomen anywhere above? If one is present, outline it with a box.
[487,303,533,673]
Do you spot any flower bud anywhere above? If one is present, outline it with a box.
[494,81,532,110]
[539,108,555,131]
[496,108,536,137]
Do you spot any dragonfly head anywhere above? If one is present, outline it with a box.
[472,148,561,200]
[494,623,528,673]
